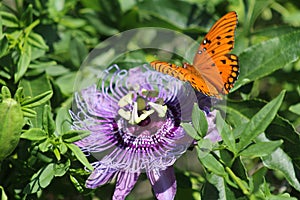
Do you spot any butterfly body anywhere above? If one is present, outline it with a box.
[150,11,239,98]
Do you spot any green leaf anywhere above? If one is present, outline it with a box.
[62,130,90,143]
[58,143,68,154]
[265,116,300,169]
[138,0,191,29]
[69,37,88,67]
[205,174,236,200]
[54,160,71,177]
[239,140,283,157]
[55,72,77,95]
[192,103,208,137]
[44,65,69,76]
[38,139,52,152]
[237,91,285,151]
[13,87,23,103]
[233,31,300,91]
[21,128,47,140]
[21,107,37,117]
[80,0,102,11]
[0,185,8,200]
[268,194,298,200]
[224,98,300,168]
[1,86,11,99]
[24,163,55,194]
[181,122,200,140]
[262,148,300,192]
[118,0,136,12]
[0,35,9,58]
[216,111,236,153]
[0,10,2,38]
[36,152,53,163]
[0,11,19,28]
[27,32,48,50]
[42,105,56,135]
[197,139,213,158]
[79,12,118,36]
[242,0,274,33]
[24,169,41,194]
[66,143,93,171]
[254,133,300,192]
[253,26,299,38]
[21,90,53,108]
[39,163,55,188]
[289,103,300,115]
[20,74,52,128]
[199,153,226,176]
[55,106,72,135]
[15,44,32,82]
[99,0,122,23]
[59,16,86,28]
[20,4,33,26]
[53,148,61,161]
[30,46,46,61]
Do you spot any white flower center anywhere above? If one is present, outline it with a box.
[117,89,167,125]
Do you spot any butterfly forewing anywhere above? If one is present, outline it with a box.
[215,54,239,93]
[193,11,239,95]
[193,12,237,65]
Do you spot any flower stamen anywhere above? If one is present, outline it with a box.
[118,88,167,126]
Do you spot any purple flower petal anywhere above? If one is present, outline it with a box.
[204,110,221,142]
[86,163,117,189]
[113,171,140,200]
[147,166,176,200]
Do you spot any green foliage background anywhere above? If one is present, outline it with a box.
[0,0,300,199]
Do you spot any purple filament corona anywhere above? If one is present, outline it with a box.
[70,64,197,173]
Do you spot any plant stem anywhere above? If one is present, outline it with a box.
[225,166,250,196]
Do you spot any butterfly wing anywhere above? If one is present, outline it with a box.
[150,12,239,98]
[193,11,239,95]
[150,61,189,83]
[150,61,221,97]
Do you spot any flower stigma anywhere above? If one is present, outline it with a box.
[118,87,167,126]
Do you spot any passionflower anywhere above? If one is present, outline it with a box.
[70,64,219,199]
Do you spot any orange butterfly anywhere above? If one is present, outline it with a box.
[150,11,239,99]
